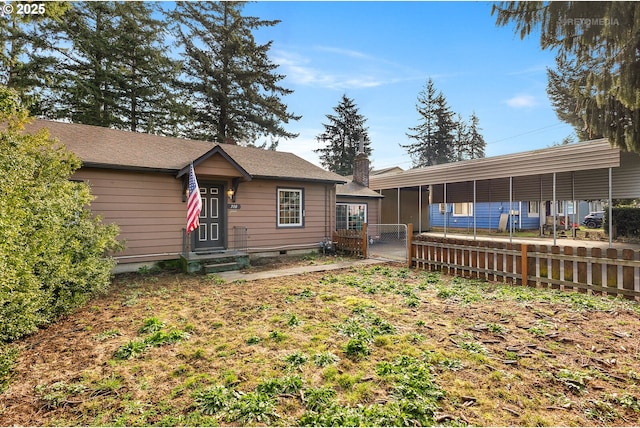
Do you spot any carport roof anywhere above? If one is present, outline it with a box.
[370,139,619,189]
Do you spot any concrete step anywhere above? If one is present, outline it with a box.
[181,252,250,274]
[204,261,239,274]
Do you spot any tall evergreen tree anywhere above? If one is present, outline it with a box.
[110,2,185,134]
[452,114,468,162]
[493,1,640,152]
[169,1,299,144]
[40,1,121,127]
[37,2,181,134]
[466,112,486,159]
[0,2,68,108]
[402,79,438,167]
[315,94,371,176]
[547,55,603,141]
[403,79,455,167]
[432,93,456,163]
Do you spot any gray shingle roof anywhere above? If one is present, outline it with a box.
[337,181,383,198]
[26,120,346,184]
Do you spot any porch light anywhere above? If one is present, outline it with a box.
[227,188,235,201]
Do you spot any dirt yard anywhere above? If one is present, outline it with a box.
[1,258,639,426]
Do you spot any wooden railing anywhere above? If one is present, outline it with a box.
[333,224,368,258]
[412,236,640,299]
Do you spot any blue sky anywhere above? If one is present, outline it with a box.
[240,1,577,170]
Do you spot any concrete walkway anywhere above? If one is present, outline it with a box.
[216,258,386,283]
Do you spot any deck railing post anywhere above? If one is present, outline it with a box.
[407,223,413,268]
[521,244,528,286]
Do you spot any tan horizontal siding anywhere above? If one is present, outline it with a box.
[195,153,245,178]
[73,168,185,260]
[75,168,338,260]
[228,180,334,251]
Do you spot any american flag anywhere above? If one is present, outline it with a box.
[186,163,202,234]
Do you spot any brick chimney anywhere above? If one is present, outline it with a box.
[352,140,370,187]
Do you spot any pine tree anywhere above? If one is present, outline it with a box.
[110,2,185,134]
[547,55,603,141]
[432,93,456,164]
[40,1,121,127]
[403,79,455,167]
[36,2,181,134]
[493,1,640,152]
[315,94,371,176]
[403,79,438,167]
[0,2,68,108]
[466,112,486,159]
[452,114,469,162]
[169,1,300,144]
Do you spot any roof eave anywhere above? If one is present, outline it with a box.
[254,175,347,184]
[82,162,177,174]
[337,193,384,199]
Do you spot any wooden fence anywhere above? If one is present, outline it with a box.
[333,224,367,257]
[412,236,640,299]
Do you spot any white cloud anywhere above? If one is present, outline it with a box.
[506,94,537,108]
[506,65,547,76]
[314,45,375,60]
[272,46,426,91]
[273,49,386,90]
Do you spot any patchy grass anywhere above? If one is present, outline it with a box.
[2,264,640,426]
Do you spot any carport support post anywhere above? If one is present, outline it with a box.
[572,171,576,239]
[444,182,447,238]
[510,177,514,240]
[418,185,422,232]
[396,187,401,226]
[553,172,557,246]
[609,167,612,248]
[473,180,477,240]
[406,223,413,268]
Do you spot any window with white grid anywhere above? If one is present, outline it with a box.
[336,203,367,230]
[277,188,303,227]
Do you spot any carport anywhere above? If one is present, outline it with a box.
[370,139,640,248]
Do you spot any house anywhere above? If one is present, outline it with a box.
[335,151,383,230]
[371,166,403,176]
[25,120,347,272]
[428,199,606,232]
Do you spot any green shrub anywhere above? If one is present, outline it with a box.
[0,88,121,343]
[605,207,640,237]
[0,345,18,392]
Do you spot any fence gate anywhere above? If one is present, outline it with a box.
[367,224,408,262]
